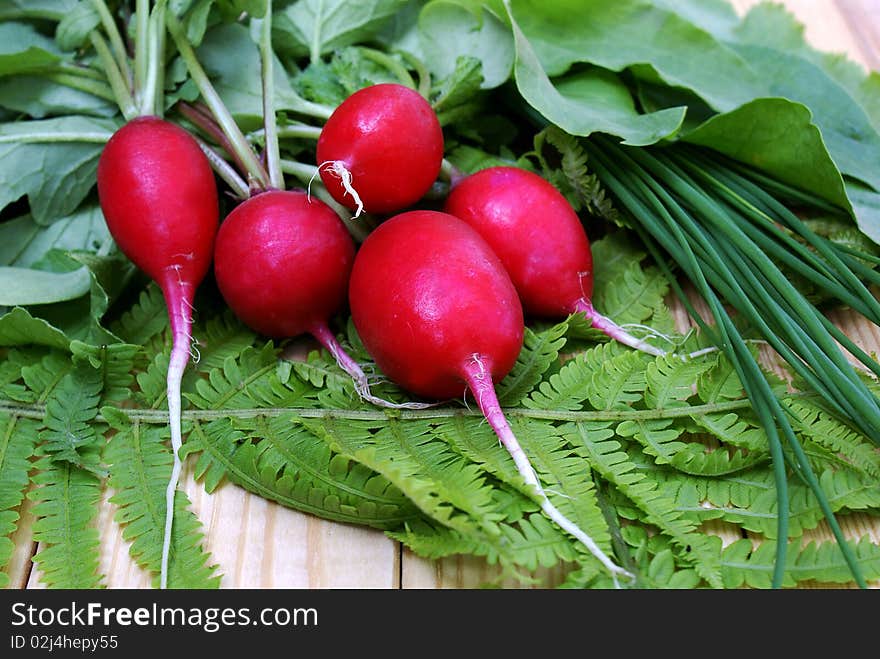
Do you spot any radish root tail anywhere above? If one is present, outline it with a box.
[311,161,365,219]
[311,323,438,410]
[463,354,635,587]
[159,269,197,590]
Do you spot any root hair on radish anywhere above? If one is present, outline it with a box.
[311,160,364,219]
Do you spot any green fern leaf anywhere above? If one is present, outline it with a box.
[431,415,526,494]
[308,416,505,536]
[0,415,40,585]
[786,399,880,478]
[40,363,104,473]
[28,456,103,589]
[668,444,769,476]
[110,282,168,346]
[566,420,724,587]
[70,341,139,405]
[645,354,715,409]
[587,345,650,411]
[592,259,669,329]
[182,416,422,528]
[187,310,257,374]
[21,351,73,403]
[497,320,569,405]
[689,411,769,451]
[0,349,36,403]
[184,344,280,410]
[618,418,686,465]
[102,411,220,589]
[721,536,880,588]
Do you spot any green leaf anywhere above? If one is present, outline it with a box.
[0,116,117,224]
[274,0,410,62]
[430,55,483,113]
[0,22,61,76]
[0,306,72,350]
[498,0,759,109]
[505,5,685,147]
[0,266,91,306]
[0,1,79,22]
[0,206,112,268]
[418,0,513,89]
[55,1,100,51]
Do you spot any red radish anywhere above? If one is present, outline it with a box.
[97,115,219,588]
[444,166,670,357]
[348,210,632,584]
[316,83,444,217]
[212,189,426,409]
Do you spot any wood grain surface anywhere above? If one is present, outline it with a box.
[7,0,880,590]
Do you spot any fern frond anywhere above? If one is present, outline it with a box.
[70,341,139,405]
[184,344,280,410]
[40,363,104,473]
[721,536,880,588]
[431,415,527,494]
[21,351,73,403]
[566,420,724,587]
[645,354,715,409]
[308,416,504,536]
[617,418,686,465]
[182,416,421,528]
[587,345,650,411]
[187,310,257,374]
[785,399,880,478]
[512,417,614,558]
[389,512,583,584]
[689,412,769,451]
[669,444,768,476]
[497,320,569,405]
[591,258,669,329]
[102,411,220,589]
[0,350,36,403]
[110,282,168,346]
[0,415,40,585]
[28,456,103,589]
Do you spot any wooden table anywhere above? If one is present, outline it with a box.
[7,0,880,590]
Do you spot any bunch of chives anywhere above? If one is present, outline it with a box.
[584,135,880,589]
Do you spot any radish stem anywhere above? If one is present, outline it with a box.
[259,2,284,190]
[90,0,132,90]
[462,354,634,586]
[166,12,270,189]
[89,31,137,120]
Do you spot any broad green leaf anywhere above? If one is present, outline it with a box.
[0,206,111,268]
[418,0,513,89]
[0,306,71,349]
[0,75,116,119]
[683,98,851,214]
[0,22,61,76]
[0,116,117,224]
[194,23,317,128]
[274,0,409,62]
[55,1,100,51]
[504,3,684,147]
[498,0,761,109]
[0,266,91,306]
[728,43,880,195]
[0,1,78,21]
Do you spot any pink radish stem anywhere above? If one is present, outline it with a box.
[159,267,196,590]
[573,298,668,358]
[462,354,634,587]
[310,323,435,410]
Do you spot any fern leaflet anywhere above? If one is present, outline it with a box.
[102,410,220,589]
[28,455,103,589]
